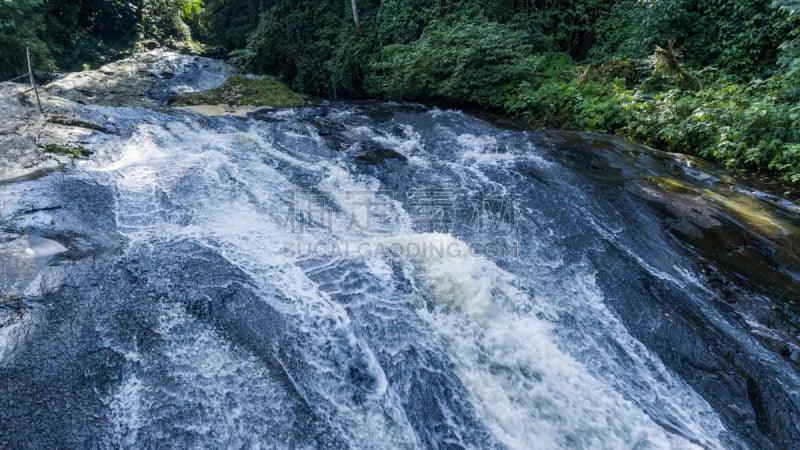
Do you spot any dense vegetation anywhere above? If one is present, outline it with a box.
[1,0,191,76]
[2,0,800,184]
[201,0,800,183]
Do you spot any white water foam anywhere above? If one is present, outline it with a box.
[106,302,304,449]
[89,115,423,448]
[376,232,725,449]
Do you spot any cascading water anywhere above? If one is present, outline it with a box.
[2,55,799,449]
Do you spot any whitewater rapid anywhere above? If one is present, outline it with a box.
[55,105,729,449]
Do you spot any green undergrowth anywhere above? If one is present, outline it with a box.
[505,54,800,185]
[169,76,310,108]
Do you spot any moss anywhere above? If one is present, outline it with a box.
[646,176,696,195]
[169,76,309,108]
[702,189,796,240]
[44,144,92,158]
[47,115,109,133]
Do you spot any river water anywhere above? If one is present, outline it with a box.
[1,57,799,449]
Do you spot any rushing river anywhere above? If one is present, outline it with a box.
[2,55,799,449]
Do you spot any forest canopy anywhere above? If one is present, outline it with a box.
[2,0,800,183]
[1,0,192,76]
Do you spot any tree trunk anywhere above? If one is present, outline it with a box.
[350,0,361,38]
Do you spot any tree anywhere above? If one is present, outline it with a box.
[202,0,262,49]
[636,0,795,77]
[37,0,139,70]
[138,0,191,42]
[351,0,361,37]
[0,0,52,79]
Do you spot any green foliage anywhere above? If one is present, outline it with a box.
[228,0,346,95]
[2,0,203,76]
[182,0,204,21]
[507,61,800,181]
[374,0,435,46]
[37,0,139,71]
[774,0,800,102]
[635,0,796,78]
[528,0,616,58]
[201,0,261,49]
[0,0,53,79]
[26,0,197,73]
[139,0,192,43]
[366,19,545,107]
[506,54,637,131]
[588,0,641,61]
[325,27,374,98]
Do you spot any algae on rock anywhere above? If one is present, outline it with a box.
[44,144,92,158]
[169,75,309,108]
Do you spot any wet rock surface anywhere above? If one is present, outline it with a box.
[2,49,234,183]
[0,85,55,181]
[355,143,408,166]
[0,83,108,182]
[44,48,232,107]
[540,131,800,448]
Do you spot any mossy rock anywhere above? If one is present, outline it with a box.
[169,76,309,108]
[44,144,92,158]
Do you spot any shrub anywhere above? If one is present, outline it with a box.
[0,0,53,79]
[366,19,545,108]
